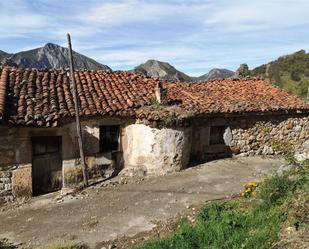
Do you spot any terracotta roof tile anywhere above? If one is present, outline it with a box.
[167,79,309,114]
[0,66,159,126]
[0,66,308,126]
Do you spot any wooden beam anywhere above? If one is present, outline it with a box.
[67,33,88,187]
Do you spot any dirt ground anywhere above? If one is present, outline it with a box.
[0,156,285,248]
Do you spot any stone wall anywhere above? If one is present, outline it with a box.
[122,124,191,175]
[228,116,309,159]
[0,126,16,204]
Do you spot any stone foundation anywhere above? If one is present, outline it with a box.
[0,126,16,204]
[0,170,13,204]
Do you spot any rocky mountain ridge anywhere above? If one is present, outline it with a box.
[0,43,111,71]
[133,59,234,82]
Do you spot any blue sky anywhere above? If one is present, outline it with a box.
[0,0,309,76]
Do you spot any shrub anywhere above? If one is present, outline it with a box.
[290,71,301,81]
[258,174,293,207]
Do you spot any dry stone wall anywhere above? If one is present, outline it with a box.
[0,126,16,204]
[229,116,309,159]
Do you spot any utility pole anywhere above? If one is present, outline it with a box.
[67,33,88,187]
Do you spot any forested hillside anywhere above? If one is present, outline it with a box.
[251,50,309,99]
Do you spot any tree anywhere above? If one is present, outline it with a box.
[290,71,301,81]
[235,64,250,78]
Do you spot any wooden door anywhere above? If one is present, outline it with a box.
[32,136,62,196]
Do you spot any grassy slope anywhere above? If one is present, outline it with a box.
[250,50,309,99]
[137,160,309,249]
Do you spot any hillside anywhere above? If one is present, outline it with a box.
[0,50,11,62]
[0,43,111,71]
[250,50,309,99]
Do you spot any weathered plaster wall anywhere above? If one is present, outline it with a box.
[61,118,126,188]
[122,124,191,175]
[0,117,128,202]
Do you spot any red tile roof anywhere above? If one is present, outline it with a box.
[0,66,308,127]
[167,79,309,114]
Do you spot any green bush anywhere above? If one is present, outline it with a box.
[290,71,301,81]
[258,174,293,207]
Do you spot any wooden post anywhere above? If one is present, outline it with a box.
[67,33,88,187]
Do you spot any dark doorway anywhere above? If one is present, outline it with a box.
[99,125,120,152]
[32,136,62,196]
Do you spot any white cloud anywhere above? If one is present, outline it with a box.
[0,0,309,76]
[82,0,209,27]
[96,46,199,68]
[204,0,309,32]
[0,0,48,37]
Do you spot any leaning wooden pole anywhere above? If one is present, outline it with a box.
[67,33,88,187]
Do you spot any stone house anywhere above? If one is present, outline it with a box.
[0,66,308,202]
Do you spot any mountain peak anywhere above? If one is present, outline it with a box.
[133,60,235,82]
[195,68,235,81]
[44,43,62,49]
[134,59,192,82]
[0,43,111,71]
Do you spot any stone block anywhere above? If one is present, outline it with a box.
[0,171,12,178]
[0,177,11,183]
[4,183,12,190]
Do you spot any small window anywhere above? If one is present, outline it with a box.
[99,126,120,152]
[210,126,226,145]
[32,136,61,155]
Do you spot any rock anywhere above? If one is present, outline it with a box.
[241,145,250,152]
[294,151,309,161]
[237,152,248,157]
[119,166,147,177]
[262,146,274,155]
[294,125,302,132]
[4,183,12,191]
[223,127,233,145]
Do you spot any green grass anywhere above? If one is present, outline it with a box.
[136,160,309,249]
[149,97,168,109]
